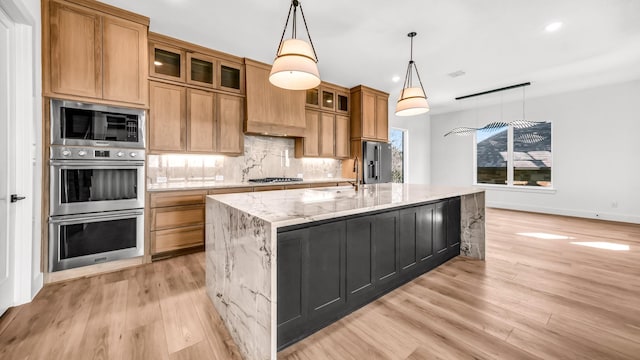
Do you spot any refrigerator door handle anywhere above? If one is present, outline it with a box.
[374,161,379,178]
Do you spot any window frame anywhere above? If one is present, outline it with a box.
[473,121,555,192]
[390,127,408,184]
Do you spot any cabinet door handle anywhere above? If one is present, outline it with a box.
[11,194,26,203]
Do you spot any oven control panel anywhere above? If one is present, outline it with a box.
[51,147,145,160]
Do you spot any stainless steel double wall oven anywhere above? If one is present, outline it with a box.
[49,100,146,271]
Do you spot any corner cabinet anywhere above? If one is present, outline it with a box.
[350,85,389,142]
[244,59,306,137]
[44,0,149,106]
[277,197,461,349]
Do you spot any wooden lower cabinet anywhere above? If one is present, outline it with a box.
[149,190,206,256]
[152,225,204,254]
[277,197,462,349]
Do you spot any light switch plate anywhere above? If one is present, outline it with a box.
[215,175,224,181]
[156,176,167,184]
[327,173,333,178]
[297,173,303,178]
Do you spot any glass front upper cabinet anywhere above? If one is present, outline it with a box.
[336,91,349,113]
[322,89,335,111]
[187,53,215,88]
[306,88,319,108]
[150,44,185,82]
[218,61,244,94]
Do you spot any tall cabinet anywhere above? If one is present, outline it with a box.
[43,0,149,107]
[295,82,351,159]
[342,85,390,181]
[147,33,245,155]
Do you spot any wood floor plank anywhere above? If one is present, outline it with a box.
[1,208,639,359]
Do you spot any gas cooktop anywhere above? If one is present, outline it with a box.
[248,177,303,183]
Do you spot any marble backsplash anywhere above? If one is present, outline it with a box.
[147,135,343,185]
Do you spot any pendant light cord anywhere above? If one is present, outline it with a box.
[400,32,427,99]
[299,3,319,61]
[276,1,294,57]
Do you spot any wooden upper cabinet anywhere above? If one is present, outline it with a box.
[375,94,389,141]
[218,60,244,94]
[149,33,245,95]
[187,52,216,88]
[244,59,305,137]
[336,91,349,114]
[149,81,186,152]
[45,0,149,106]
[217,93,244,154]
[350,85,389,142]
[187,89,216,152]
[150,43,185,82]
[297,110,320,157]
[319,113,335,157]
[102,15,147,104]
[362,92,376,139]
[335,115,350,158]
[48,1,102,99]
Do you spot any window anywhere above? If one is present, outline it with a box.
[475,122,552,187]
[390,128,406,183]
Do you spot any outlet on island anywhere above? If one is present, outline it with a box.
[156,176,167,184]
[215,175,224,181]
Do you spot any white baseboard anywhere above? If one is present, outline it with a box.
[31,272,43,300]
[487,201,640,224]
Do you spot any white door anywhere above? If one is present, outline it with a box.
[0,8,14,316]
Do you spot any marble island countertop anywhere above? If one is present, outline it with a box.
[208,183,484,228]
[146,177,356,192]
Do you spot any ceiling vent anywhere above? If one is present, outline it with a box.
[448,70,466,78]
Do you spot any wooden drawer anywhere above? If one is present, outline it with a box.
[151,205,204,230]
[152,225,204,254]
[285,184,310,190]
[208,187,253,195]
[309,182,339,188]
[254,185,285,192]
[150,190,206,208]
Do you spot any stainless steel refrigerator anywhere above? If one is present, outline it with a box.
[362,141,392,184]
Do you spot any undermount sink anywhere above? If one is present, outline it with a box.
[310,185,355,193]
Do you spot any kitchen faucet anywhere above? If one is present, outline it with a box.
[351,156,359,191]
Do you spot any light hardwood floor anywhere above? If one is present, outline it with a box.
[1,208,639,359]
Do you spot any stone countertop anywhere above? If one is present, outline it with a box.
[146,177,356,192]
[207,183,484,228]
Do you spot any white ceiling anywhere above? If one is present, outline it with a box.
[99,0,640,114]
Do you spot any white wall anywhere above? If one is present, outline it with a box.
[389,107,431,184]
[431,79,640,223]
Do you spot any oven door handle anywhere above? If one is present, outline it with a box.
[50,160,145,167]
[49,210,144,224]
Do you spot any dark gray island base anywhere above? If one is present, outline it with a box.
[277,197,461,349]
[206,184,485,360]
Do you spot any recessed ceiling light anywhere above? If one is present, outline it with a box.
[392,75,401,82]
[545,21,563,32]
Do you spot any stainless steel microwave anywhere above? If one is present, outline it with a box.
[50,99,145,149]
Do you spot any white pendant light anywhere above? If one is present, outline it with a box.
[395,32,430,116]
[269,0,321,90]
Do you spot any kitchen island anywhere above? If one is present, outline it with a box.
[205,184,485,360]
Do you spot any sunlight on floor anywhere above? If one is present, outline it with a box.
[516,232,574,240]
[570,242,630,251]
